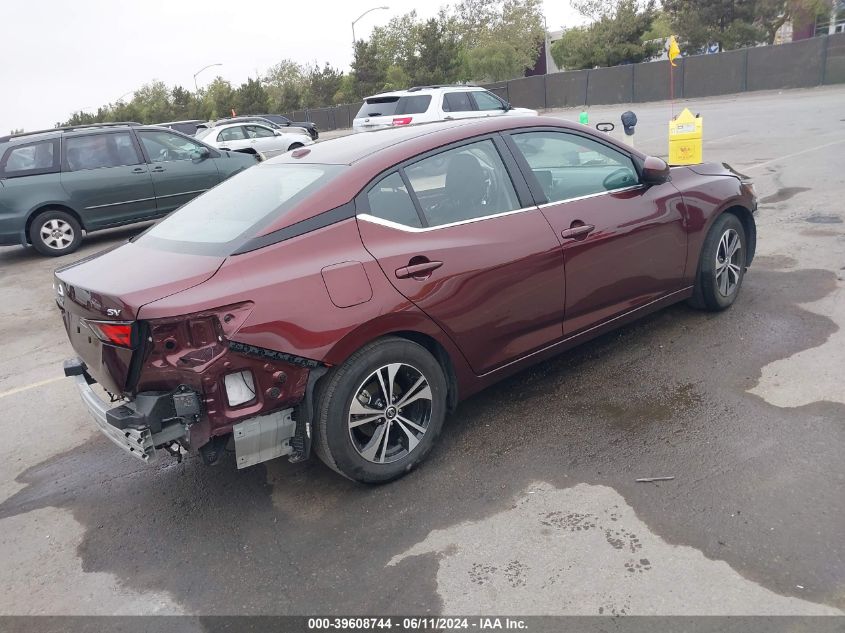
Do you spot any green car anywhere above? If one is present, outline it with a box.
[0,122,258,256]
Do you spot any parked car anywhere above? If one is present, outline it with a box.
[57,116,757,483]
[155,120,209,136]
[0,123,257,256]
[248,114,319,140]
[195,122,313,159]
[203,116,313,139]
[353,85,537,133]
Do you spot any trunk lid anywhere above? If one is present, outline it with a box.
[55,241,225,394]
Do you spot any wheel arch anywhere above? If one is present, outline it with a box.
[321,313,474,413]
[25,203,85,242]
[722,204,756,266]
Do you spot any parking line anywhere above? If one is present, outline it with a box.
[0,376,64,399]
[742,138,845,172]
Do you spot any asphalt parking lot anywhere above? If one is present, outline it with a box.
[1,85,843,617]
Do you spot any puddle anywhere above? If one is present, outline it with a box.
[759,187,810,205]
[805,213,842,224]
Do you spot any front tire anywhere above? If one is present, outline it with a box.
[313,337,448,484]
[689,213,747,311]
[29,209,82,257]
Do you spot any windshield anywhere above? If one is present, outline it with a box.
[194,127,213,140]
[136,163,345,255]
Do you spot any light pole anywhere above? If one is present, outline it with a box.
[193,63,223,93]
[352,6,389,46]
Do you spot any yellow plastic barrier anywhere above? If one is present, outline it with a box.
[668,108,703,165]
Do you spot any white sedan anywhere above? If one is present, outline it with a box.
[196,122,313,160]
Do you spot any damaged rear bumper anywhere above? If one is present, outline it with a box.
[65,358,191,463]
[64,357,302,468]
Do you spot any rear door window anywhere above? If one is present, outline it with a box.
[404,139,520,227]
[365,172,423,228]
[217,127,247,143]
[442,92,475,112]
[0,139,59,177]
[245,125,275,138]
[64,133,141,171]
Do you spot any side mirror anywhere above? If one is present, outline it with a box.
[274,130,282,136]
[191,147,210,160]
[641,156,670,185]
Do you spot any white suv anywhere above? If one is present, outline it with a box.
[352,85,538,133]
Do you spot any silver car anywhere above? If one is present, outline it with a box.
[196,122,313,160]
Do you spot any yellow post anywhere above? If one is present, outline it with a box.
[668,108,703,165]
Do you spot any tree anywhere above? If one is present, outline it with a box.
[413,17,463,85]
[351,40,387,98]
[235,78,269,114]
[203,77,235,119]
[662,0,760,51]
[754,0,830,44]
[454,0,546,79]
[170,86,194,120]
[263,60,306,112]
[303,63,344,108]
[551,0,661,70]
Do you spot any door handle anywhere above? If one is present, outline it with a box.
[561,224,595,240]
[395,260,443,279]
[151,166,166,173]
[131,167,146,174]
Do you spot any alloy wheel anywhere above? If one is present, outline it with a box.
[715,228,742,297]
[348,363,432,464]
[40,219,75,251]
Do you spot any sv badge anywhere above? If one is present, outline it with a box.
[106,308,122,317]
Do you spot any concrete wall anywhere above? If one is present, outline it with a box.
[258,34,845,132]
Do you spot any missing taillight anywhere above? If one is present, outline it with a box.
[83,320,134,348]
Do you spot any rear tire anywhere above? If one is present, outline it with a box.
[313,337,447,484]
[29,209,82,257]
[288,143,304,151]
[688,213,746,311]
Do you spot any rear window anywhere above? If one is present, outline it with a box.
[136,163,345,255]
[355,95,431,118]
[0,139,60,177]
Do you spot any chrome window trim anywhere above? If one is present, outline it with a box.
[357,185,645,233]
[536,184,645,209]
[358,205,535,233]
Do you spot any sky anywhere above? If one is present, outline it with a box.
[1,0,586,132]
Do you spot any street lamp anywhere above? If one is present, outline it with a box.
[352,6,389,46]
[193,63,223,92]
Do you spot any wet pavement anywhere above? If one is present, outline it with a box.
[0,85,843,616]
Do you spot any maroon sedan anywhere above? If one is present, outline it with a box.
[56,116,757,483]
